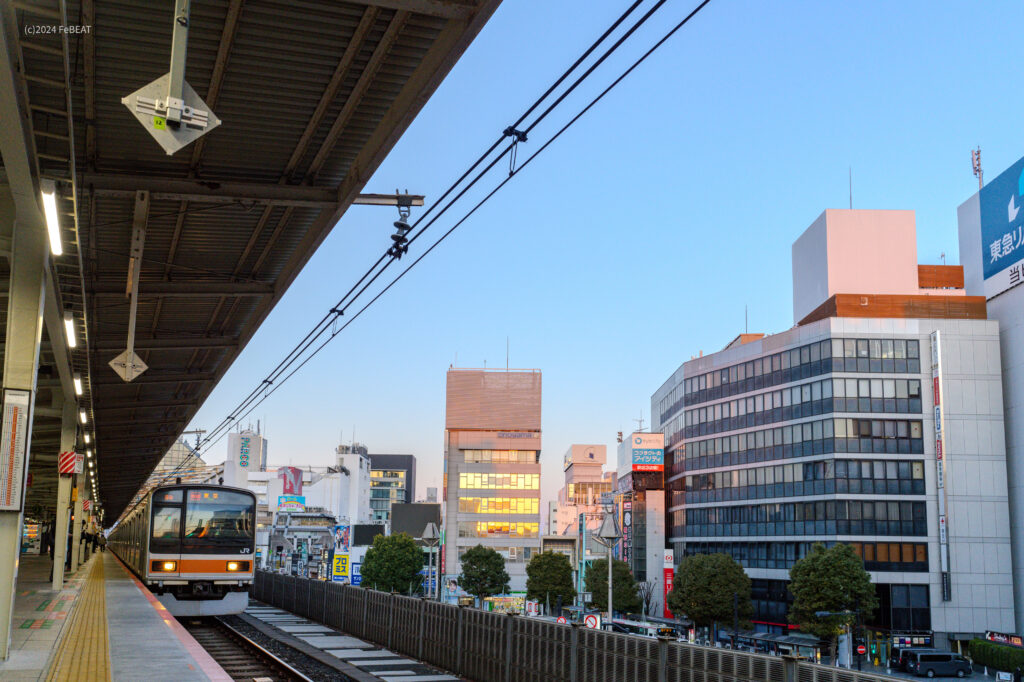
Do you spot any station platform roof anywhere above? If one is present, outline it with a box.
[1,0,500,521]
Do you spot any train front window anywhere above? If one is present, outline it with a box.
[183,490,254,549]
[152,506,181,539]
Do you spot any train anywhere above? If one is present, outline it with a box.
[109,483,257,616]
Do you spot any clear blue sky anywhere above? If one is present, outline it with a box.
[185,0,1024,510]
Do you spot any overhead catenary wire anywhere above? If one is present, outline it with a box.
[194,0,664,453]
[195,0,714,455]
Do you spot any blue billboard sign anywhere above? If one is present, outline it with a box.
[351,562,362,586]
[979,155,1024,297]
[631,433,664,472]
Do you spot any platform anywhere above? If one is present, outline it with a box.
[0,550,232,681]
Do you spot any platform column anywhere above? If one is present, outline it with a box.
[0,210,47,660]
[51,401,76,590]
[70,477,83,572]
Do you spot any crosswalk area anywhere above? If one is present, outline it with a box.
[243,604,458,682]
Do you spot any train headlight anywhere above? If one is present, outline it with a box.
[227,561,239,571]
[151,560,177,572]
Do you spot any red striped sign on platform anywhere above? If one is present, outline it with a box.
[58,451,76,475]
[82,499,91,511]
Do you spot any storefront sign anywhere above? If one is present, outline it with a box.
[332,553,349,581]
[986,631,1024,648]
[663,549,675,618]
[278,495,305,512]
[930,331,952,601]
[631,433,664,472]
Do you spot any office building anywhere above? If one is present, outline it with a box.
[614,432,667,613]
[655,209,1014,648]
[442,368,542,597]
[368,454,417,523]
[958,155,1024,633]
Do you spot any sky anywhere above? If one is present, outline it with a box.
[184,0,1024,512]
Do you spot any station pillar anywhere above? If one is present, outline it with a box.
[70,479,83,573]
[0,208,48,659]
[51,400,76,590]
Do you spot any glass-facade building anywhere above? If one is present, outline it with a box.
[442,369,542,595]
[368,454,416,523]
[652,209,1016,650]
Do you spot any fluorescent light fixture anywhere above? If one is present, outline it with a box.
[73,372,83,396]
[84,433,90,444]
[40,179,63,256]
[88,461,93,468]
[86,448,92,458]
[79,410,87,424]
[64,312,76,348]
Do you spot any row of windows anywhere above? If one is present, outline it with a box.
[457,545,536,563]
[670,338,923,417]
[683,378,924,438]
[565,482,613,505]
[681,459,926,504]
[679,541,929,573]
[458,473,539,490]
[677,418,925,474]
[682,500,928,538]
[457,522,539,538]
[457,497,540,515]
[462,450,540,464]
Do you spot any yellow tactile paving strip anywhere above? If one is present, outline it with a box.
[45,557,111,682]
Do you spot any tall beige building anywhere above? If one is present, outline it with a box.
[442,369,542,599]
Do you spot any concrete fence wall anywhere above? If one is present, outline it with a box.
[252,571,896,682]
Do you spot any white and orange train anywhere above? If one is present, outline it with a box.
[109,484,257,616]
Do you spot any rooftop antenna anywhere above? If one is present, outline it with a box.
[633,410,645,433]
[941,252,946,265]
[972,147,983,190]
[849,166,853,209]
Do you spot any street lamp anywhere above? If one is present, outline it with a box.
[421,521,440,600]
[594,507,621,626]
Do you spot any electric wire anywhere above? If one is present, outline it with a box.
[193,1,663,453]
[195,0,714,455]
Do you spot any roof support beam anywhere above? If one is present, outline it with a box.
[94,399,196,413]
[93,337,238,351]
[81,173,340,208]
[92,372,214,386]
[345,0,476,20]
[91,281,273,297]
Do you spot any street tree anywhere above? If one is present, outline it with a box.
[360,532,424,593]
[788,543,878,663]
[584,558,640,615]
[458,545,510,605]
[668,553,753,629]
[525,551,576,607]
[637,580,659,616]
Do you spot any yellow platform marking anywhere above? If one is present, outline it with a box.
[45,557,111,681]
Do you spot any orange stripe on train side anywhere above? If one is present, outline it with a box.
[177,559,251,573]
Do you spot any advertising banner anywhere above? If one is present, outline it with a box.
[279,466,303,496]
[332,553,349,582]
[225,431,256,487]
[277,495,305,512]
[334,524,350,551]
[631,433,664,472]
[979,155,1024,298]
[351,562,362,586]
[663,549,675,618]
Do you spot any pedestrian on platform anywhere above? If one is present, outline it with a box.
[98,533,106,552]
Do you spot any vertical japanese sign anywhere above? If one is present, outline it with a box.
[0,389,31,511]
[931,331,952,601]
[332,553,349,582]
[663,549,675,618]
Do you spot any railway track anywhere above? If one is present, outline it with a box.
[182,617,316,682]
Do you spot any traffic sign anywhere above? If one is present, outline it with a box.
[556,616,567,624]
[584,614,601,629]
[856,645,867,656]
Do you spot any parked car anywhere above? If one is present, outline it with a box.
[892,647,936,671]
[905,651,972,678]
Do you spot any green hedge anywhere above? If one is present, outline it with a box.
[968,638,1024,672]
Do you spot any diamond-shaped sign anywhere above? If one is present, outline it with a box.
[108,350,148,382]
[122,73,221,155]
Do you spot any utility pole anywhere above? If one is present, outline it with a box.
[972,147,983,190]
